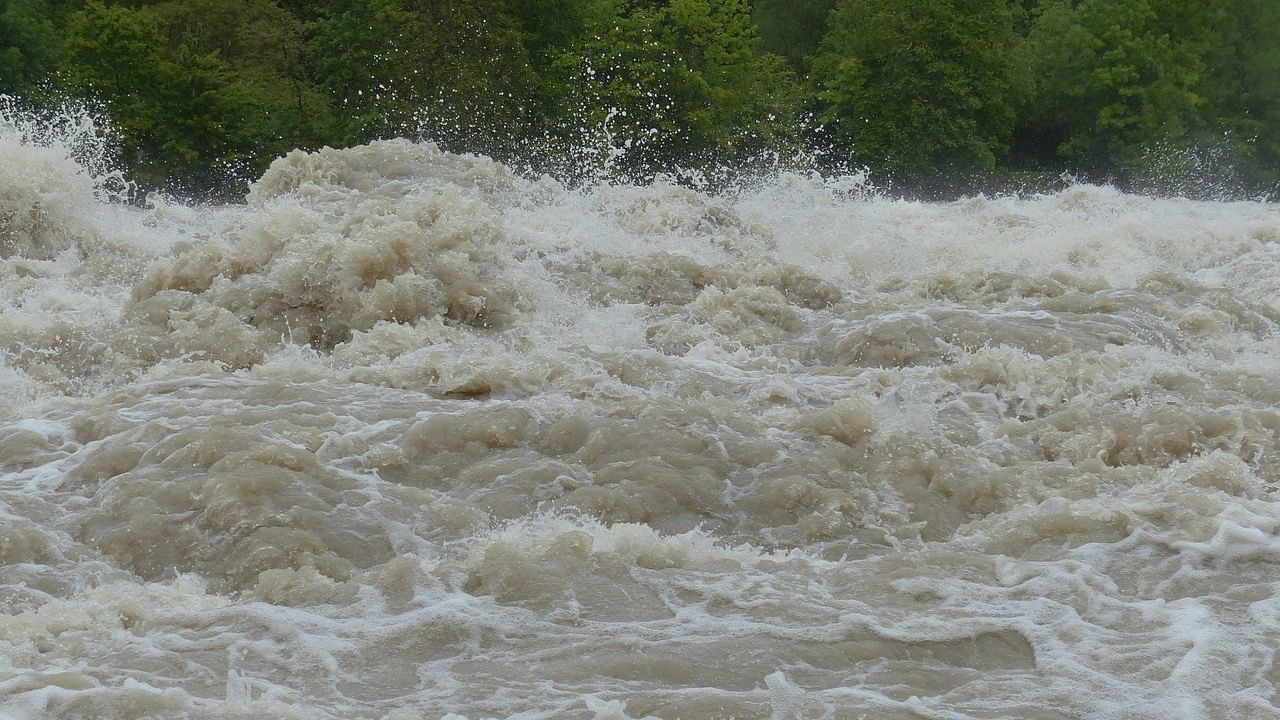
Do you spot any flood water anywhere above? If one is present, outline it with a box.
[4,127,1280,719]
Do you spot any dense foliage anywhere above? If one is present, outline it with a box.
[2,0,1277,197]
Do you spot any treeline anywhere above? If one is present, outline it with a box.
[3,0,1278,198]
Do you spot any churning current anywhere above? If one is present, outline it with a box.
[4,124,1280,720]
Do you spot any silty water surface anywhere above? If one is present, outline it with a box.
[3,124,1280,720]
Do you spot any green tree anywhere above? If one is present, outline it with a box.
[309,0,538,153]
[0,0,63,92]
[512,0,592,56]
[64,1,289,191]
[152,0,336,164]
[543,0,801,176]
[1162,0,1280,191]
[62,0,172,178]
[6,0,1275,195]
[753,0,836,74]
[811,0,1020,175]
[1016,0,1203,173]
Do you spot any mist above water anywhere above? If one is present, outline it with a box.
[3,107,1280,720]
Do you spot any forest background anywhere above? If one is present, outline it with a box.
[2,0,1277,199]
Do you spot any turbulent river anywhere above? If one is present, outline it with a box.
[4,121,1280,720]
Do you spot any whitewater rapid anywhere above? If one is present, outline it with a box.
[3,123,1280,719]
